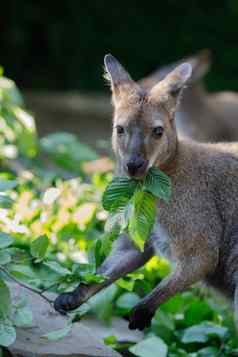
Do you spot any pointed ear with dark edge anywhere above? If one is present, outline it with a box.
[150,62,192,100]
[104,54,135,95]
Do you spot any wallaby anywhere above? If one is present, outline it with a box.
[140,50,238,142]
[54,55,238,331]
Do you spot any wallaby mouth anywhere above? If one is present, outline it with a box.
[125,159,149,179]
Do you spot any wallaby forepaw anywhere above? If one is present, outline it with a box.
[128,304,154,330]
[54,283,90,314]
[54,291,79,314]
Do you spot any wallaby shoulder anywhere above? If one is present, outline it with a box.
[156,139,238,259]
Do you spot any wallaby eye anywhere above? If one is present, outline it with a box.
[152,126,164,138]
[116,125,125,135]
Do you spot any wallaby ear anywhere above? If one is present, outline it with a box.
[150,62,192,101]
[104,54,137,101]
[104,54,132,86]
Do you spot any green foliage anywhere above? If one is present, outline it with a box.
[180,322,228,344]
[30,235,49,261]
[0,232,14,249]
[0,75,38,159]
[40,132,98,174]
[129,336,168,357]
[0,75,238,356]
[103,167,171,250]
[144,167,172,202]
[129,191,157,250]
[102,177,138,211]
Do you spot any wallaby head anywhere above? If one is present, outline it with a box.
[104,54,192,178]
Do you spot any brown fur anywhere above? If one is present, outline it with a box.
[107,54,238,319]
[54,55,238,330]
[140,50,238,142]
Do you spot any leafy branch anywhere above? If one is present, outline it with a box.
[0,266,53,306]
[102,167,172,251]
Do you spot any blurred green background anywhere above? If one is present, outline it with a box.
[1,0,238,92]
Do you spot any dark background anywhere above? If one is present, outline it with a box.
[1,0,238,92]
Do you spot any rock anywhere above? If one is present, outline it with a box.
[8,284,121,357]
[83,316,143,344]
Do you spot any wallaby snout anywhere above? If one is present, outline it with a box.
[126,156,148,178]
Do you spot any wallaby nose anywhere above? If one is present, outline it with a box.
[127,158,145,176]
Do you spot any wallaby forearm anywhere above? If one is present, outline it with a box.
[54,234,154,313]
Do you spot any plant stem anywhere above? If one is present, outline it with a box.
[0,266,54,306]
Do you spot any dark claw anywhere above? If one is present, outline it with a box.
[129,304,154,330]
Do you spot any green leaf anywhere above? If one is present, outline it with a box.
[153,310,175,331]
[13,107,38,158]
[42,323,72,341]
[6,248,30,264]
[104,335,117,346]
[102,177,138,211]
[129,191,157,251]
[44,261,71,275]
[30,235,49,261]
[0,195,13,208]
[117,278,135,292]
[7,264,36,279]
[181,322,228,344]
[0,279,11,318]
[144,167,172,202]
[40,132,98,172]
[82,273,106,284]
[90,284,118,322]
[0,250,11,265]
[197,347,219,356]
[104,211,123,234]
[184,300,213,326]
[129,336,168,357]
[0,319,16,347]
[116,292,140,314]
[13,306,33,327]
[0,232,14,249]
[0,180,17,192]
[0,77,23,106]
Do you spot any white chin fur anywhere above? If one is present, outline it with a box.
[149,150,159,168]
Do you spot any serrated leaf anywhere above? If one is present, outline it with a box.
[129,336,168,357]
[129,191,157,251]
[0,232,14,249]
[0,319,16,347]
[30,235,49,261]
[102,177,138,211]
[42,323,72,341]
[144,167,172,202]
